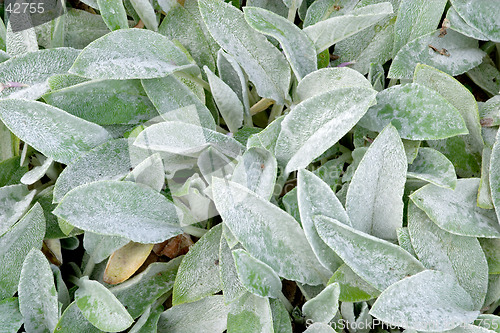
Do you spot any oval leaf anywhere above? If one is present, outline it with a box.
[407,147,457,189]
[97,0,129,31]
[53,180,183,243]
[449,0,500,42]
[104,242,154,285]
[302,283,340,323]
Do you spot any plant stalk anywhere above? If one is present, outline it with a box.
[250,98,275,115]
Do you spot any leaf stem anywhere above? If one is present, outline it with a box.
[182,225,208,238]
[68,275,81,287]
[268,103,284,124]
[250,98,275,115]
[287,1,297,22]
[82,256,96,277]
[176,71,211,92]
[278,291,294,313]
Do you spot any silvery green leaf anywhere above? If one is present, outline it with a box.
[217,50,251,122]
[303,2,393,53]
[110,259,181,318]
[204,66,244,133]
[297,169,349,273]
[219,237,246,304]
[346,124,406,241]
[480,238,500,275]
[124,153,164,192]
[303,0,359,27]
[6,20,37,56]
[129,0,158,31]
[244,6,317,81]
[232,249,282,298]
[0,203,45,300]
[182,0,221,57]
[212,178,331,285]
[314,215,424,291]
[0,99,112,165]
[408,202,488,310]
[414,63,484,157]
[199,0,291,105]
[246,116,284,154]
[232,147,277,200]
[491,130,500,224]
[53,301,101,333]
[388,29,486,79]
[270,298,292,333]
[303,323,336,333]
[70,29,197,80]
[407,147,457,189]
[295,67,372,102]
[157,295,229,333]
[172,224,222,305]
[466,56,500,97]
[369,270,479,331]
[227,292,274,333]
[410,179,500,238]
[97,0,129,30]
[485,275,500,308]
[142,75,215,130]
[449,0,500,42]
[397,227,417,257]
[328,264,380,302]
[128,299,163,333]
[302,283,340,323]
[0,156,27,187]
[392,0,447,56]
[47,73,89,91]
[247,0,288,18]
[18,249,58,333]
[42,79,158,125]
[358,83,468,140]
[53,180,183,243]
[84,232,129,264]
[134,121,243,158]
[0,48,79,100]
[0,298,23,333]
[0,18,5,51]
[481,96,500,127]
[340,301,371,333]
[20,156,53,186]
[446,7,489,41]
[0,184,35,234]
[276,87,377,173]
[75,277,133,332]
[158,3,216,72]
[53,139,137,203]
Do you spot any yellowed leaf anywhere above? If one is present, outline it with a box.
[103,242,154,285]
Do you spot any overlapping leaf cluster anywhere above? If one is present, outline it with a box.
[0,0,500,332]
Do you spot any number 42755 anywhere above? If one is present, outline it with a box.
[5,2,45,14]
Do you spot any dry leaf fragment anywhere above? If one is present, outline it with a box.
[153,233,193,259]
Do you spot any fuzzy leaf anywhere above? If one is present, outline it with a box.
[407,147,457,189]
[0,298,23,333]
[54,301,101,333]
[302,283,340,323]
[84,232,129,264]
[359,83,468,140]
[199,0,291,105]
[449,0,500,42]
[370,270,479,331]
[0,184,35,234]
[491,130,500,224]
[314,215,425,291]
[53,180,183,243]
[346,124,407,241]
[129,0,158,31]
[104,242,154,285]
[70,29,197,80]
[227,292,274,333]
[0,99,112,165]
[328,264,380,302]
[411,179,500,238]
[97,0,129,30]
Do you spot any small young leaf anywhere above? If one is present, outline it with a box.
[389,29,486,79]
[410,179,500,238]
[173,224,222,305]
[53,180,183,243]
[370,270,479,331]
[346,124,407,241]
[358,83,468,140]
[212,178,331,285]
[18,249,59,333]
[232,249,282,298]
[70,29,197,80]
[227,292,274,333]
[270,298,292,333]
[75,277,133,332]
[97,0,129,30]
[276,86,377,173]
[244,6,317,81]
[157,295,229,333]
[303,2,393,53]
[407,147,457,189]
[0,99,112,165]
[314,215,424,291]
[0,203,45,300]
[302,283,340,323]
[199,0,291,105]
[408,202,488,310]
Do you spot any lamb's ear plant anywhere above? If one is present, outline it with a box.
[1,0,500,332]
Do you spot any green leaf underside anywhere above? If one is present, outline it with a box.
[314,215,425,291]
[370,270,479,331]
[53,180,183,243]
[359,83,468,140]
[212,178,330,285]
[410,179,500,238]
[70,29,197,80]
[0,99,112,165]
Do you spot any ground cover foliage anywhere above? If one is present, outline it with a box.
[0,0,500,332]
